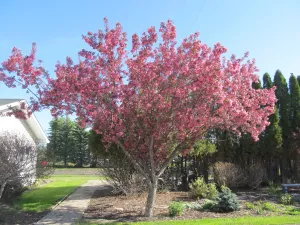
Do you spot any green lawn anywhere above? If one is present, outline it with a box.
[79,215,300,225]
[15,175,102,212]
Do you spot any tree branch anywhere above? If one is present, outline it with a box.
[116,140,151,181]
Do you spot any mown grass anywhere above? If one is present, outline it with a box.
[78,215,300,225]
[15,175,102,212]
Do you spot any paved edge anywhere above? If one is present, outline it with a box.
[35,180,110,225]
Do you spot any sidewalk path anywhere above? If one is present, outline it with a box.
[35,180,110,225]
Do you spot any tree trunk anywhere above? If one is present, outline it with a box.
[145,179,158,217]
[203,157,209,183]
[0,181,7,201]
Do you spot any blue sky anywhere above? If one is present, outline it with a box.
[1,0,299,132]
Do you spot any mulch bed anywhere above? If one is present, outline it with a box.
[83,187,274,223]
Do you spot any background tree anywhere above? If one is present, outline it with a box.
[274,70,291,182]
[71,122,89,167]
[47,117,90,167]
[289,74,300,181]
[261,72,282,182]
[297,76,300,86]
[0,19,277,217]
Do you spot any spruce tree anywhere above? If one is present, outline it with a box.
[297,76,300,86]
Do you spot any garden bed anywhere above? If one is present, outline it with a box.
[83,187,300,223]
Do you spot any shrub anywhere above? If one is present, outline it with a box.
[189,177,218,200]
[262,202,280,212]
[213,162,265,189]
[245,202,256,210]
[245,163,266,189]
[184,202,202,211]
[213,162,246,188]
[267,182,281,197]
[211,186,240,212]
[36,146,54,179]
[281,194,295,205]
[168,201,185,217]
[202,199,216,210]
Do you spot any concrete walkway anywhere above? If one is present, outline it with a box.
[35,180,109,225]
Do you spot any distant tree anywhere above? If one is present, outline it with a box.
[261,73,282,181]
[297,76,300,86]
[289,74,300,181]
[72,122,89,167]
[274,70,290,140]
[47,117,88,167]
[274,70,291,182]
[289,74,300,131]
[263,73,273,89]
[47,118,64,165]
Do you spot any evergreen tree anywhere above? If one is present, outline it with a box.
[72,122,89,167]
[262,72,282,156]
[289,74,300,131]
[297,76,300,86]
[274,70,290,139]
[263,73,273,89]
[274,70,291,182]
[289,74,300,181]
[47,118,65,165]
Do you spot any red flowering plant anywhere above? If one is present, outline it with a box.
[0,19,276,216]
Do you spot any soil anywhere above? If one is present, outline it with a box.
[83,187,283,223]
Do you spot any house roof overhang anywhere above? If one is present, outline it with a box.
[0,99,49,143]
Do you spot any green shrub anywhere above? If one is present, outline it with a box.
[245,202,256,210]
[267,182,281,197]
[168,201,185,217]
[262,202,280,212]
[202,199,216,210]
[189,177,218,200]
[211,186,240,212]
[184,202,202,211]
[281,193,295,205]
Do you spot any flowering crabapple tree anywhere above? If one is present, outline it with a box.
[0,19,276,216]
